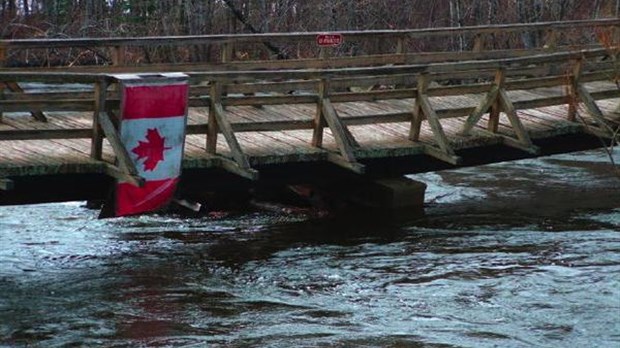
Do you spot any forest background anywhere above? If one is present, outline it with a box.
[1,0,619,64]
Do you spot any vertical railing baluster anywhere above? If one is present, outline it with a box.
[91,78,108,160]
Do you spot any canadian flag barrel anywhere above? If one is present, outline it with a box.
[115,74,189,217]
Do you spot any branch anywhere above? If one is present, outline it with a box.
[576,110,619,177]
[222,0,289,59]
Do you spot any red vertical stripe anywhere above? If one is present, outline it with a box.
[122,84,189,120]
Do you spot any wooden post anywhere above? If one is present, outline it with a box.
[221,43,233,63]
[111,45,126,66]
[497,87,536,153]
[0,83,4,123]
[220,43,234,109]
[411,73,458,164]
[544,29,557,50]
[461,85,500,135]
[0,44,6,67]
[91,79,108,160]
[568,59,582,122]
[488,68,506,133]
[208,80,257,179]
[396,36,405,54]
[312,79,328,147]
[319,47,330,60]
[311,78,363,172]
[472,33,484,52]
[207,82,221,154]
[409,73,427,141]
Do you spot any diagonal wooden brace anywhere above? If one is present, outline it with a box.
[322,99,360,159]
[497,88,537,154]
[461,85,499,135]
[419,94,455,157]
[208,82,259,180]
[462,68,507,135]
[211,101,256,174]
[3,81,47,122]
[321,98,365,173]
[313,79,364,173]
[411,73,459,164]
[461,68,537,154]
[98,111,145,187]
[575,83,614,135]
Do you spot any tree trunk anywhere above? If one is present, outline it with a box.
[450,0,465,51]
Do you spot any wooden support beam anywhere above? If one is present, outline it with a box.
[111,45,126,66]
[98,111,143,186]
[312,79,328,147]
[569,58,613,135]
[472,33,484,53]
[322,98,360,158]
[461,67,536,153]
[0,44,6,67]
[396,37,405,54]
[311,79,364,172]
[461,85,499,135]
[497,88,535,150]
[409,74,426,141]
[91,79,108,160]
[576,83,613,133]
[4,82,47,122]
[0,128,92,140]
[319,47,330,59]
[326,153,365,174]
[487,69,505,133]
[207,83,220,154]
[567,59,582,122]
[104,164,145,188]
[473,129,540,155]
[410,72,458,162]
[423,146,461,165]
[221,43,233,63]
[419,94,456,157]
[209,82,256,178]
[500,135,540,155]
[218,157,259,181]
[211,101,254,173]
[0,82,4,123]
[544,29,557,50]
[0,178,14,191]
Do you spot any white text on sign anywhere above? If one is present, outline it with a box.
[316,34,344,47]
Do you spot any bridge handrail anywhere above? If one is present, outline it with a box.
[185,47,616,81]
[0,18,618,68]
[0,47,614,84]
[1,18,618,49]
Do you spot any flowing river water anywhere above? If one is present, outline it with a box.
[0,149,619,347]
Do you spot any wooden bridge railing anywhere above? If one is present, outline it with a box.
[0,44,618,185]
[0,18,618,69]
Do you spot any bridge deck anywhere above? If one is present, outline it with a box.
[0,81,617,177]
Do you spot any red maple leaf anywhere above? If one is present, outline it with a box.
[131,128,171,171]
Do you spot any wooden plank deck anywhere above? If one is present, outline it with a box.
[1,81,617,177]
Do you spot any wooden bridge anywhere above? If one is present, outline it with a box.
[0,19,618,206]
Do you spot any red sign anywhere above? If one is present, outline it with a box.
[115,77,189,217]
[316,33,344,47]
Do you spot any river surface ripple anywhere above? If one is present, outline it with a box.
[1,150,619,347]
